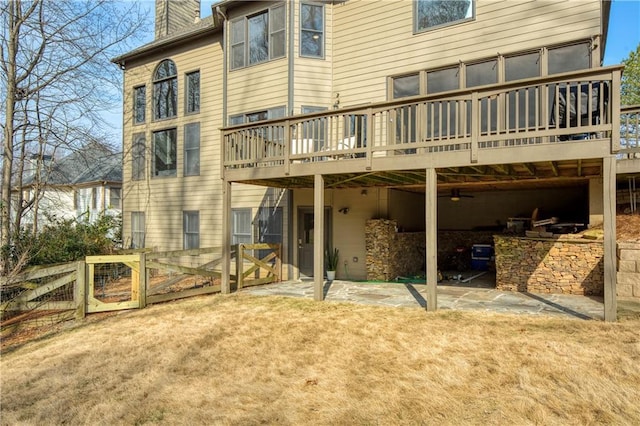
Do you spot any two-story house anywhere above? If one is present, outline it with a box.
[17,143,122,232]
[114,0,635,320]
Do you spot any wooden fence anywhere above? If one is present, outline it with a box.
[1,244,282,329]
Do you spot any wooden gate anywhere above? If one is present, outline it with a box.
[85,255,141,313]
[236,243,282,289]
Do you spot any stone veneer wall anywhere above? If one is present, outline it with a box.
[617,242,640,299]
[494,235,604,295]
[365,219,496,281]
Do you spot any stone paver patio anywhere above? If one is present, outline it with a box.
[242,279,605,320]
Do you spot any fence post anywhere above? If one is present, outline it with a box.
[139,252,147,309]
[236,244,244,290]
[276,244,282,282]
[74,261,86,320]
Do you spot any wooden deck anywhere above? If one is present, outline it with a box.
[219,65,631,322]
[222,66,626,187]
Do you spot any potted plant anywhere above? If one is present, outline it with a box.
[325,247,339,281]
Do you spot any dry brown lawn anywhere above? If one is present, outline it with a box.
[2,293,640,425]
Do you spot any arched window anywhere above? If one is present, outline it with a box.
[153,60,177,120]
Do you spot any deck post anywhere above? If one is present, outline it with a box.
[222,179,232,294]
[139,252,147,309]
[313,174,325,301]
[74,261,86,320]
[603,156,617,321]
[425,168,438,311]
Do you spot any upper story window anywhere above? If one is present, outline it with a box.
[133,85,146,124]
[153,60,177,120]
[132,133,146,181]
[300,3,324,58]
[185,71,200,114]
[152,128,177,177]
[415,0,474,32]
[230,4,286,70]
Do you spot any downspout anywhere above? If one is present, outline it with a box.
[287,0,295,279]
[288,0,294,115]
[216,5,228,126]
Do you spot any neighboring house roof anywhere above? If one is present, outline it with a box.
[23,143,122,187]
[112,15,217,66]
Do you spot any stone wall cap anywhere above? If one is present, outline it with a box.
[618,242,640,249]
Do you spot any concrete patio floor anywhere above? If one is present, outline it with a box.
[241,279,605,320]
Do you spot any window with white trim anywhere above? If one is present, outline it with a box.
[232,209,252,244]
[230,5,286,70]
[131,212,145,249]
[109,187,121,209]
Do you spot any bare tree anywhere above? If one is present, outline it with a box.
[1,0,148,273]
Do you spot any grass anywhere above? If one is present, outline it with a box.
[2,293,640,425]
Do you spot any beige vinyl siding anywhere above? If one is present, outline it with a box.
[331,0,602,107]
[293,1,334,112]
[122,35,225,251]
[122,29,291,253]
[227,58,289,115]
[226,1,289,116]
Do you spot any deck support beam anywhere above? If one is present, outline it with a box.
[313,174,325,301]
[425,168,438,311]
[222,179,232,294]
[603,156,617,321]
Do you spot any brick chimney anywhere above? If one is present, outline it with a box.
[155,0,201,39]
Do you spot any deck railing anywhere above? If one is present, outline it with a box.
[620,105,640,159]
[222,66,622,171]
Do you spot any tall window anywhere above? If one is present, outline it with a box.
[134,85,146,124]
[232,209,252,244]
[152,128,177,177]
[415,0,474,32]
[230,5,286,70]
[131,212,145,249]
[132,133,145,181]
[185,71,200,114]
[301,3,324,58]
[184,123,200,176]
[109,187,121,209]
[153,59,177,120]
[183,211,200,249]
